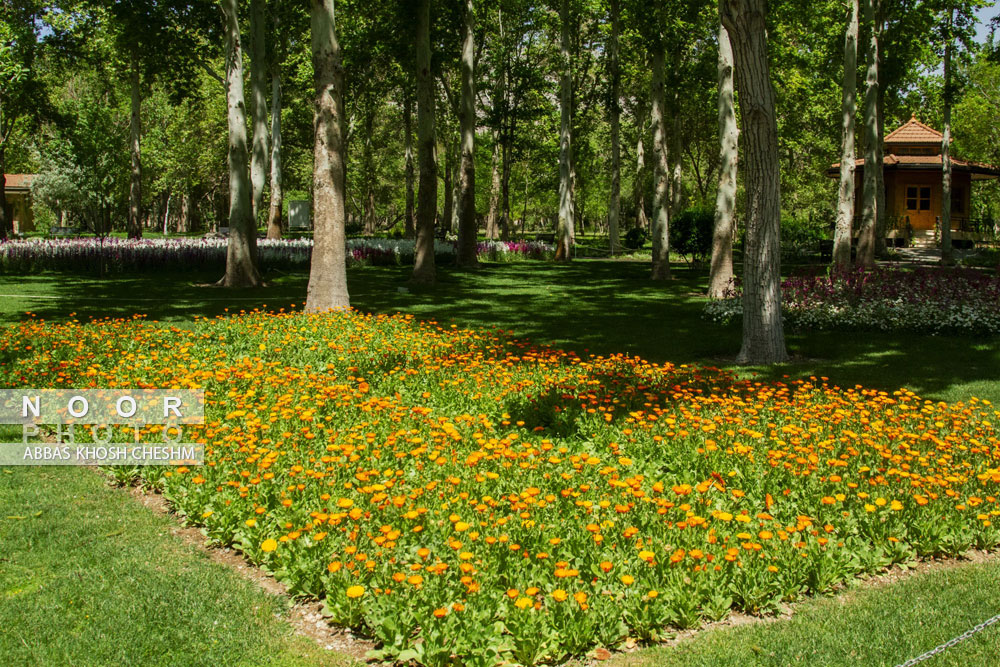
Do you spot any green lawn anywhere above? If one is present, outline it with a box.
[2,259,1000,665]
[3,260,999,403]
[604,557,1000,666]
[0,466,354,666]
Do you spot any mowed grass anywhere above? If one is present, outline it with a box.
[602,557,1000,666]
[0,466,354,667]
[2,259,999,403]
[2,260,1000,666]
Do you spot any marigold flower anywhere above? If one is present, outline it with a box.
[261,538,278,553]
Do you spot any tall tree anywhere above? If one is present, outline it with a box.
[265,12,284,239]
[856,0,880,268]
[249,0,269,222]
[305,0,349,311]
[708,5,737,299]
[0,4,42,239]
[219,0,262,287]
[555,0,575,261]
[456,0,478,268]
[633,99,648,230]
[940,2,955,265]
[412,0,437,284]
[833,0,860,268]
[721,0,788,364]
[403,87,416,239]
[649,37,671,280]
[607,0,622,254]
[127,53,142,239]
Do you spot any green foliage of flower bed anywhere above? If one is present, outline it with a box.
[706,267,1000,336]
[5,310,1000,665]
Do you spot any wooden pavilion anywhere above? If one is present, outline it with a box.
[827,116,1000,245]
[2,174,37,235]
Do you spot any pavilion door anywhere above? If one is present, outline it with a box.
[904,184,935,230]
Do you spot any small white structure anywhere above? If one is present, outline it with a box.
[288,200,311,231]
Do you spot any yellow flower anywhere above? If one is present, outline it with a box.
[552,589,568,602]
[261,538,278,553]
[515,597,533,610]
[620,575,634,585]
[345,585,364,599]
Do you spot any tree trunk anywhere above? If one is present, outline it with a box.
[634,100,648,230]
[650,42,671,280]
[128,53,143,240]
[670,90,683,218]
[608,0,622,254]
[486,135,501,239]
[219,0,262,288]
[163,192,171,235]
[404,89,416,239]
[709,9,738,299]
[856,0,879,268]
[412,0,437,284]
[555,0,574,261]
[941,4,954,265]
[873,1,887,258]
[362,100,376,236]
[180,192,191,233]
[833,0,859,269]
[305,0,350,311]
[501,136,512,241]
[266,63,284,239]
[457,0,478,268]
[442,144,453,235]
[249,0,269,223]
[0,152,9,239]
[721,0,788,364]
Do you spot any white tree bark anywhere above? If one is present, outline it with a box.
[457,0,477,268]
[555,0,574,261]
[608,0,622,254]
[722,0,788,364]
[219,0,262,288]
[941,4,954,265]
[709,10,738,299]
[833,0,859,268]
[266,63,283,239]
[634,101,648,231]
[128,53,142,239]
[305,0,350,311]
[486,134,501,239]
[857,0,879,268]
[404,89,416,239]
[249,0,269,222]
[412,0,437,284]
[650,41,671,280]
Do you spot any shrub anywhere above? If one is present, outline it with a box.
[671,208,714,263]
[622,226,646,251]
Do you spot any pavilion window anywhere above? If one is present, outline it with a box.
[906,186,931,211]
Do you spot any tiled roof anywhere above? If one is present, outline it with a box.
[883,115,945,144]
[3,174,36,191]
[827,154,1000,179]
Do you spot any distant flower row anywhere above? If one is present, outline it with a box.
[0,237,555,274]
[705,266,1000,336]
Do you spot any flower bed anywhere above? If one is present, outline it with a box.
[0,237,555,274]
[705,266,1000,336]
[5,312,1000,664]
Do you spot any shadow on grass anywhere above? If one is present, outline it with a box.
[2,260,1000,402]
